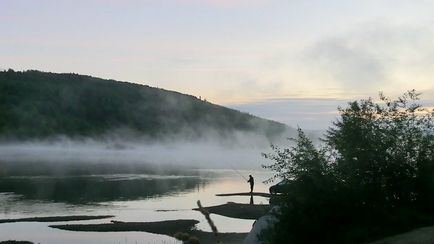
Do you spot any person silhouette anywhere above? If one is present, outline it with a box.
[247,175,254,193]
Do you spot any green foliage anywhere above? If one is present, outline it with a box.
[0,70,287,139]
[262,90,434,243]
[262,128,329,183]
[327,90,434,209]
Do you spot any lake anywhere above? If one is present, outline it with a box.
[0,170,272,243]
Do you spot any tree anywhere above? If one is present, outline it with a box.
[262,128,329,184]
[262,91,434,243]
[262,128,339,243]
[326,90,434,208]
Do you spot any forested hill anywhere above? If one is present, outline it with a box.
[0,70,289,140]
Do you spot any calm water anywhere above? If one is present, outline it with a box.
[0,170,272,243]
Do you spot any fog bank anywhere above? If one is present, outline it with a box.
[0,132,286,173]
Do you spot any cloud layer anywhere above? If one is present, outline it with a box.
[1,0,433,121]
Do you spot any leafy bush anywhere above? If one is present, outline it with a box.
[262,90,434,243]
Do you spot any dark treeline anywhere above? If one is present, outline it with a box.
[262,91,434,243]
[0,69,287,140]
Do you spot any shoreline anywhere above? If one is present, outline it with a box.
[50,219,247,244]
[216,192,272,197]
[0,215,114,224]
[0,192,269,243]
[193,202,270,220]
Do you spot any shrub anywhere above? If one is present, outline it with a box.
[262,91,434,243]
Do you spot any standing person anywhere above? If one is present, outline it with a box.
[247,175,254,193]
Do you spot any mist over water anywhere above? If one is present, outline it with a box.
[0,129,297,176]
[0,124,301,242]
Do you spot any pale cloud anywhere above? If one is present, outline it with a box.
[2,0,434,106]
[176,0,267,7]
[306,37,385,91]
[299,21,434,97]
[228,92,434,131]
[242,20,434,103]
[228,98,347,130]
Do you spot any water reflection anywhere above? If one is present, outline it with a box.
[0,170,272,243]
[0,175,207,204]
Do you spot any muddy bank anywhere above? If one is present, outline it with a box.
[0,241,33,244]
[189,230,247,244]
[51,219,198,235]
[50,219,246,244]
[216,192,271,197]
[0,215,114,224]
[370,226,434,244]
[194,202,270,220]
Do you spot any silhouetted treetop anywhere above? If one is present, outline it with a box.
[262,90,434,243]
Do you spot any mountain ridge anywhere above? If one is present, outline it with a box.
[0,69,291,141]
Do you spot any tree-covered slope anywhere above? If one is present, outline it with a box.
[0,70,288,139]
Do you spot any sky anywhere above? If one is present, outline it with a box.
[1,0,434,130]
